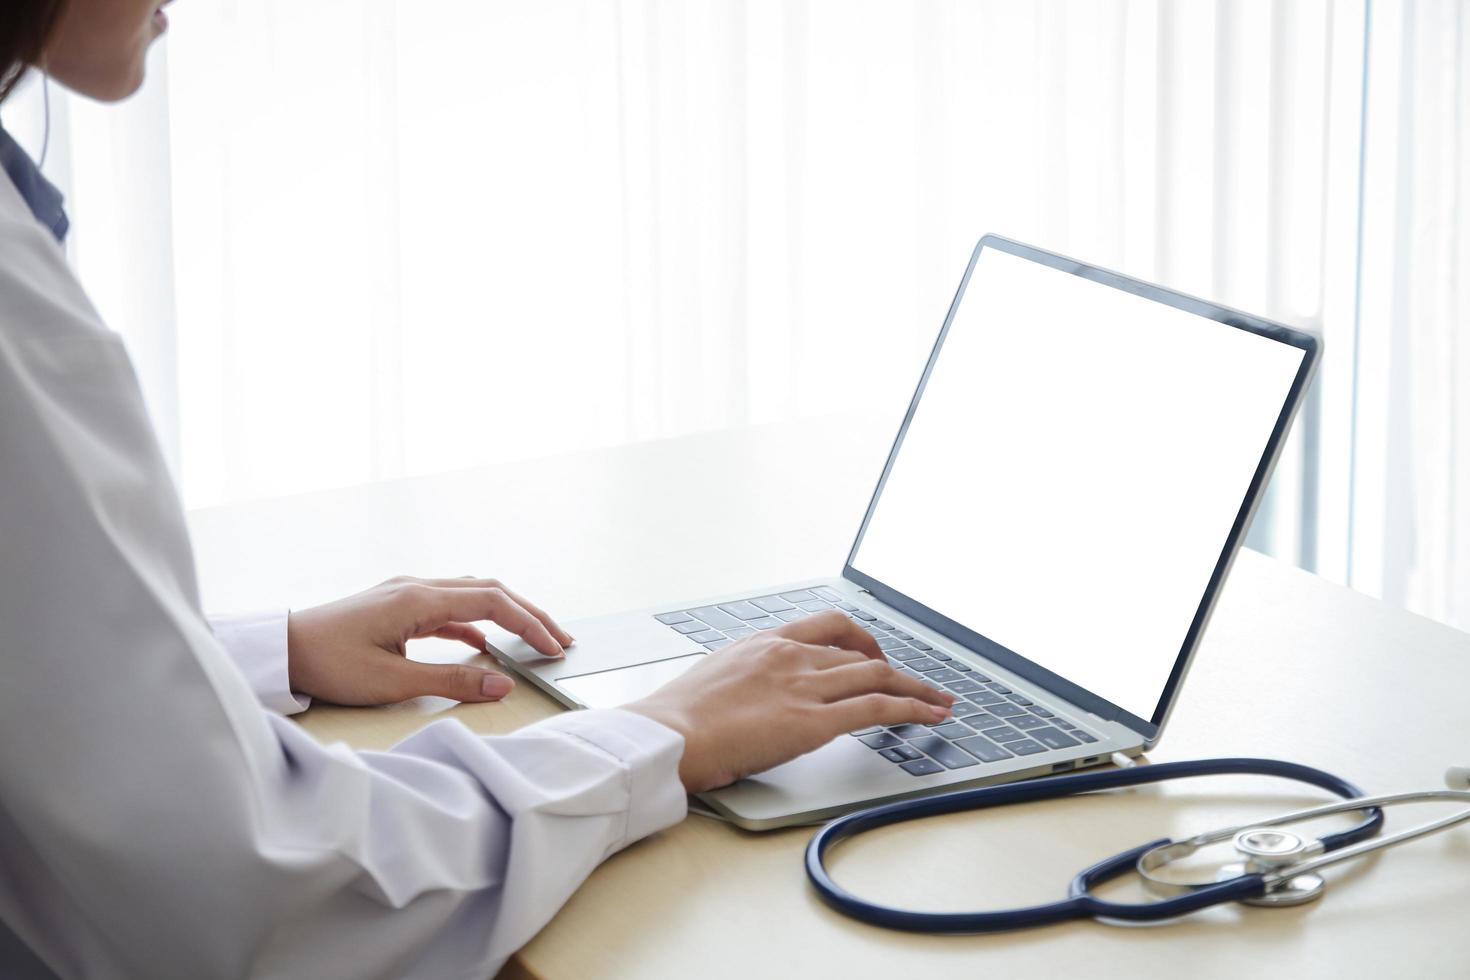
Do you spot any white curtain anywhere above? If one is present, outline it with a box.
[1352,0,1470,630]
[10,1,1465,632]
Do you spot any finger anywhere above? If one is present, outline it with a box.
[773,610,883,660]
[490,585,576,647]
[402,587,567,655]
[822,693,951,735]
[418,577,576,647]
[808,659,956,708]
[430,621,488,651]
[409,585,564,657]
[394,660,516,702]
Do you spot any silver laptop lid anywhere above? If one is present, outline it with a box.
[843,235,1319,744]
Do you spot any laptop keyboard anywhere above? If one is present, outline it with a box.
[653,587,1101,776]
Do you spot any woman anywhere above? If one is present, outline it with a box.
[0,2,954,976]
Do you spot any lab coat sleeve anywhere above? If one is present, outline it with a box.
[0,202,690,980]
[208,610,311,715]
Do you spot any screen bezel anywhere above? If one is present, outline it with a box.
[842,234,1321,743]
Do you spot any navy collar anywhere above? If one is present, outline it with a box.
[0,121,69,244]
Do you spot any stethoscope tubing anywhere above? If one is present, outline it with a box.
[805,757,1383,933]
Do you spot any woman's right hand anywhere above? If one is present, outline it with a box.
[624,610,956,793]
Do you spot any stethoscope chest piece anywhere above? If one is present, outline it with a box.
[1218,829,1324,907]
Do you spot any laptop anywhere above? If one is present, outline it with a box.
[487,235,1320,831]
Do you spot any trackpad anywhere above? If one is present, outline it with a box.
[559,654,706,709]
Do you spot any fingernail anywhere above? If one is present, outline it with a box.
[930,703,950,720]
[482,674,515,699]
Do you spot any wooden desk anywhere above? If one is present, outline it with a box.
[189,422,1470,979]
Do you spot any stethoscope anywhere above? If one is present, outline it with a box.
[806,757,1470,931]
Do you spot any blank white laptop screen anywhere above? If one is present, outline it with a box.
[849,246,1307,722]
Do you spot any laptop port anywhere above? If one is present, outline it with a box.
[1050,762,1073,773]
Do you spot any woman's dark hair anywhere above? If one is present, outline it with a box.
[0,0,66,103]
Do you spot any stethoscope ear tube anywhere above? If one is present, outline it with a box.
[805,758,1383,933]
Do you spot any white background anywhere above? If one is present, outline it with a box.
[4,0,1467,634]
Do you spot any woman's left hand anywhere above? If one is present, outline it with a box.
[285,576,574,705]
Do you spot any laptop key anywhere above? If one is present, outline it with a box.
[688,629,724,643]
[849,726,882,737]
[1010,715,1048,731]
[753,595,796,613]
[672,620,708,635]
[689,606,743,630]
[986,683,1012,694]
[879,747,910,763]
[925,668,963,684]
[892,630,913,640]
[774,610,804,622]
[1007,739,1046,755]
[872,636,906,651]
[901,758,945,776]
[906,658,942,672]
[835,601,858,611]
[988,703,1027,718]
[967,691,1006,706]
[950,701,984,718]
[1053,719,1077,730]
[747,617,782,630]
[718,601,767,621]
[873,620,895,630]
[909,640,933,651]
[780,590,818,603]
[909,736,978,769]
[724,626,755,639]
[887,723,931,739]
[1030,727,1082,750]
[982,727,1027,742]
[703,639,732,650]
[950,661,972,672]
[943,678,984,694]
[1006,694,1034,705]
[955,736,1013,763]
[796,599,830,612]
[655,611,693,625]
[888,743,923,761]
[813,587,844,602]
[1075,732,1099,743]
[929,650,953,662]
[932,723,972,740]
[860,732,903,750]
[851,610,877,622]
[1031,707,1055,718]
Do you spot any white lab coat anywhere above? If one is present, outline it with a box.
[0,168,687,978]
